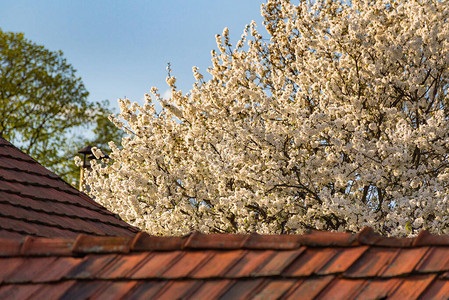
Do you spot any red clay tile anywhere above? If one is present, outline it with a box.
[97,252,151,279]
[161,251,212,278]
[380,247,430,277]
[389,274,436,299]
[189,280,232,299]
[36,257,82,282]
[284,248,339,276]
[154,280,200,300]
[284,276,334,299]
[0,283,42,299]
[131,251,182,278]
[297,230,356,246]
[419,279,449,300]
[131,232,187,251]
[127,281,167,299]
[356,227,413,247]
[318,278,366,299]
[413,230,449,246]
[59,281,108,300]
[225,250,275,277]
[219,278,264,299]
[256,249,303,276]
[0,257,28,283]
[353,278,400,299]
[344,247,399,277]
[20,236,73,256]
[93,281,139,300]
[192,250,245,278]
[244,234,300,249]
[415,247,449,272]
[0,137,137,239]
[252,279,296,299]
[0,238,21,256]
[31,280,77,299]
[5,257,57,283]
[66,254,117,279]
[0,230,25,239]
[185,232,248,249]
[72,235,132,254]
[318,246,368,274]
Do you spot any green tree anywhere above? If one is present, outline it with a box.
[0,29,123,184]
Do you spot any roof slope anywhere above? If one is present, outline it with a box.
[0,137,138,238]
[1,227,449,299]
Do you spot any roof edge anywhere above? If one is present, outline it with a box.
[0,227,447,257]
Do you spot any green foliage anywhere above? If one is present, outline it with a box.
[0,29,123,185]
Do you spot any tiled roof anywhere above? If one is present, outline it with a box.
[0,137,138,238]
[1,228,449,299]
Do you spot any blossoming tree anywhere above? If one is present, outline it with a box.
[85,0,449,236]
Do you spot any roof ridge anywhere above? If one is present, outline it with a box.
[2,227,448,257]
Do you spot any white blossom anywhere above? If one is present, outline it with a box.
[86,0,449,237]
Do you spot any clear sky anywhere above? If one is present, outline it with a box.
[0,1,264,112]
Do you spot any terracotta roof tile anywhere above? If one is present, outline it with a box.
[126,281,167,299]
[192,250,245,278]
[255,249,301,276]
[65,254,118,279]
[20,236,74,256]
[97,253,151,279]
[3,228,449,298]
[185,232,248,249]
[0,137,138,238]
[389,274,437,298]
[353,278,399,299]
[35,258,82,282]
[420,279,449,300]
[317,246,369,275]
[344,247,400,277]
[152,280,199,300]
[285,247,339,276]
[93,281,138,300]
[188,280,232,299]
[130,251,182,279]
[218,278,264,299]
[284,276,335,299]
[131,232,186,251]
[0,283,42,299]
[243,234,300,249]
[380,247,430,277]
[59,281,108,299]
[5,257,57,283]
[252,279,296,299]
[0,238,21,256]
[31,281,76,300]
[415,246,449,272]
[225,250,275,277]
[161,251,212,278]
[318,278,365,299]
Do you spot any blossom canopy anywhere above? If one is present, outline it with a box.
[86,0,449,236]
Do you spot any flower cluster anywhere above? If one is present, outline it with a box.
[85,0,449,236]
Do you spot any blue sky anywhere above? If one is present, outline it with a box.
[0,1,264,112]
